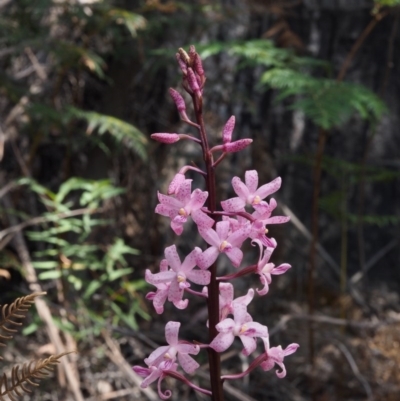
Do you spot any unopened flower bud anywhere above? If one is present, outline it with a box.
[187,68,201,97]
[193,53,204,77]
[176,53,187,75]
[178,48,190,64]
[223,116,235,143]
[169,88,186,112]
[189,45,196,62]
[223,138,253,153]
[151,133,180,144]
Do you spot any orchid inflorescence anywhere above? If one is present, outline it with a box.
[133,45,299,400]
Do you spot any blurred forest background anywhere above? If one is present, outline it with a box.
[1,0,400,400]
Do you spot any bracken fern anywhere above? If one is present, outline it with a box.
[0,293,72,400]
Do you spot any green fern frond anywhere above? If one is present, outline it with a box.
[0,293,46,358]
[261,69,386,128]
[0,352,74,401]
[68,107,148,160]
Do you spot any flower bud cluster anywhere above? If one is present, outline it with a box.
[133,46,298,400]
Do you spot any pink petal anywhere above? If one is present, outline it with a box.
[145,269,175,285]
[232,176,250,200]
[222,115,235,143]
[145,345,170,366]
[165,321,180,346]
[244,170,259,194]
[157,192,182,209]
[198,227,220,247]
[164,245,181,271]
[232,303,247,324]
[140,368,162,388]
[243,321,269,337]
[219,283,234,304]
[263,216,290,225]
[255,177,281,199]
[228,224,251,247]
[187,189,208,211]
[220,197,246,212]
[239,335,257,356]
[225,247,243,267]
[192,210,214,229]
[153,289,168,314]
[178,353,199,374]
[187,269,211,285]
[215,317,236,333]
[196,247,219,269]
[181,247,202,272]
[173,299,189,310]
[233,288,254,307]
[216,221,230,240]
[272,263,291,275]
[256,277,270,296]
[209,332,235,353]
[168,279,184,303]
[284,343,299,356]
[133,365,151,378]
[176,179,192,203]
[170,217,185,235]
[168,173,185,195]
[176,343,200,355]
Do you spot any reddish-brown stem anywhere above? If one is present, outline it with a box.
[192,95,224,401]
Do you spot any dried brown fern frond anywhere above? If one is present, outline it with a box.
[0,292,46,359]
[0,351,74,401]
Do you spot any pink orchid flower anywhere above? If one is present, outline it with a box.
[133,359,177,389]
[144,321,200,375]
[155,179,214,235]
[252,239,291,296]
[145,259,171,314]
[221,171,282,213]
[260,336,299,378]
[197,221,251,269]
[209,303,269,356]
[219,283,254,321]
[145,245,210,310]
[156,180,214,235]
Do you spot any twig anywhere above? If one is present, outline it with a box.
[0,181,19,199]
[101,330,158,401]
[269,313,400,337]
[350,239,397,285]
[280,203,341,278]
[333,339,374,401]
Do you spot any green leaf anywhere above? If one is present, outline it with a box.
[32,261,59,269]
[38,270,62,280]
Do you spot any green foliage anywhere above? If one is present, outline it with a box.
[68,107,148,160]
[200,39,386,129]
[260,70,386,129]
[15,177,148,333]
[374,0,400,6]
